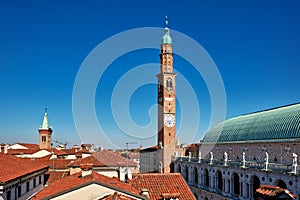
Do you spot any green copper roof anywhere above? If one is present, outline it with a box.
[161,27,172,44]
[161,16,172,45]
[203,103,300,143]
[39,109,51,130]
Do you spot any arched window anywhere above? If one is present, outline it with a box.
[232,173,240,195]
[204,169,209,187]
[217,170,223,191]
[185,166,189,182]
[275,179,287,189]
[177,164,181,174]
[166,78,172,91]
[251,175,260,199]
[194,167,198,184]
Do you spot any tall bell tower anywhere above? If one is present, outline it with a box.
[38,108,53,149]
[157,17,176,173]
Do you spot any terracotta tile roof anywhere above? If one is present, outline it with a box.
[33,158,73,170]
[62,148,76,154]
[32,171,141,200]
[81,143,93,147]
[21,156,74,170]
[100,192,137,200]
[69,155,107,167]
[0,154,48,183]
[4,148,40,155]
[3,146,66,157]
[50,148,67,156]
[125,152,140,160]
[38,154,52,160]
[44,171,69,185]
[77,148,91,154]
[140,145,158,153]
[92,150,137,167]
[256,185,296,198]
[16,143,40,149]
[131,173,196,200]
[63,147,90,155]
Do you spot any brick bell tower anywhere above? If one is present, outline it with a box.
[38,108,53,149]
[157,17,176,173]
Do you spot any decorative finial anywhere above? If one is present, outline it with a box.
[45,108,47,114]
[165,15,168,27]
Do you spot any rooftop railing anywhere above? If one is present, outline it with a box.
[175,156,298,174]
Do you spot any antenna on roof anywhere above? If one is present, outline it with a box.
[125,142,137,181]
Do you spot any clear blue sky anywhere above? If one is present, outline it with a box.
[1,0,299,149]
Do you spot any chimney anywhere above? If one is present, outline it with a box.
[80,164,93,177]
[140,188,149,198]
[4,147,8,154]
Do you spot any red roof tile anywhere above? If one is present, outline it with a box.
[256,185,296,198]
[22,156,74,170]
[44,171,69,185]
[49,148,67,156]
[4,148,40,155]
[35,158,73,170]
[92,150,137,167]
[32,171,141,199]
[15,143,40,149]
[62,148,76,154]
[131,173,196,200]
[77,148,91,154]
[140,145,158,153]
[69,155,107,167]
[100,192,138,200]
[0,154,48,183]
[123,152,140,160]
[63,147,90,155]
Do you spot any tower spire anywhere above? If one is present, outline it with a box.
[40,108,50,129]
[161,16,172,45]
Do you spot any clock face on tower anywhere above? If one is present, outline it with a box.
[164,114,175,127]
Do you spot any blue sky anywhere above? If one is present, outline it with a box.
[0,0,299,149]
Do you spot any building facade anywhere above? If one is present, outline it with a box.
[139,146,159,173]
[0,154,48,200]
[175,103,300,199]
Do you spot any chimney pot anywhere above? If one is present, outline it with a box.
[80,164,93,177]
[140,188,149,198]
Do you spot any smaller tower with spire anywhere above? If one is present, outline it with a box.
[38,108,53,149]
